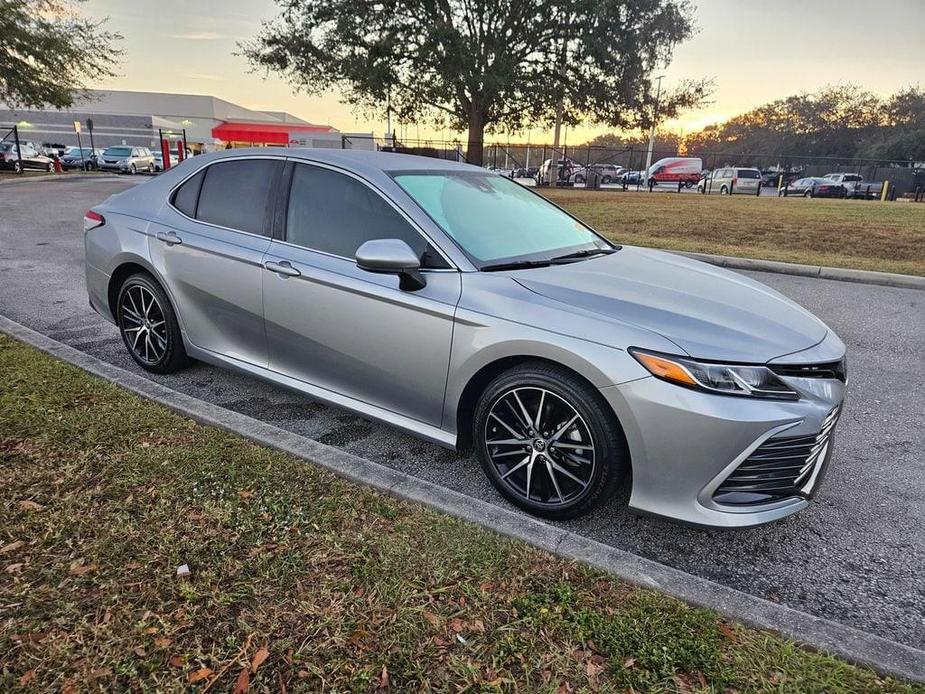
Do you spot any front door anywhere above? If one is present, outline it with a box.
[148,157,283,367]
[262,162,461,427]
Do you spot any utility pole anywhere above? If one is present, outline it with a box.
[643,75,664,186]
[386,89,392,147]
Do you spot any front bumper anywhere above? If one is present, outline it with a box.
[602,342,845,527]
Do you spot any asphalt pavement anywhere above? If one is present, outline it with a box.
[1,177,923,651]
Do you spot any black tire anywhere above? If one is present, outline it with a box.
[473,362,628,520]
[574,174,585,184]
[129,163,137,175]
[804,189,813,198]
[720,185,729,195]
[116,273,190,374]
[601,175,612,184]
[13,161,22,174]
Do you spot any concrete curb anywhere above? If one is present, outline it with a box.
[675,251,925,290]
[2,314,924,684]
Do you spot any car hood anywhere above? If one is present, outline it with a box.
[514,246,828,363]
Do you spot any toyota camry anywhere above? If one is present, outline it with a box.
[84,149,846,527]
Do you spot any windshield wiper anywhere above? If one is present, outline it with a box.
[480,259,553,272]
[549,247,617,263]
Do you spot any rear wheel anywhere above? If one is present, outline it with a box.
[473,363,627,520]
[601,175,612,184]
[804,189,813,198]
[574,174,585,184]
[720,185,729,195]
[117,273,190,374]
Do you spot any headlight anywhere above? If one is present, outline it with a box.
[629,348,798,400]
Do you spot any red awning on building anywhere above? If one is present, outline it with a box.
[211,121,334,144]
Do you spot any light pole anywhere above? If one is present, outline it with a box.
[643,75,664,187]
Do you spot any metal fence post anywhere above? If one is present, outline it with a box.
[13,125,23,174]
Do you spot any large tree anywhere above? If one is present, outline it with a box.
[0,0,121,109]
[242,0,708,164]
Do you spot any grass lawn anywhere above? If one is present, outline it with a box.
[542,189,925,277]
[1,334,921,693]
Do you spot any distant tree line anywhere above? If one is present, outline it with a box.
[681,85,925,163]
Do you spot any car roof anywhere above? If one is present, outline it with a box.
[193,146,481,177]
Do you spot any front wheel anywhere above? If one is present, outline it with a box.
[117,273,191,374]
[473,363,628,520]
[574,174,585,184]
[720,185,729,195]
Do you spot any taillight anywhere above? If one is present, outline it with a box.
[83,210,105,232]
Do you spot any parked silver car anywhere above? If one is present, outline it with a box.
[97,146,155,174]
[84,149,846,527]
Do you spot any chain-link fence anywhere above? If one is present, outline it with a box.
[340,134,925,199]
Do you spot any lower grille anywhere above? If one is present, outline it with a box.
[713,407,840,506]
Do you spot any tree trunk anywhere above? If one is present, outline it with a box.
[466,104,485,166]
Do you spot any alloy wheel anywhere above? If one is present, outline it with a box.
[484,387,596,508]
[119,284,168,365]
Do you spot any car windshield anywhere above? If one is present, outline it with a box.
[104,147,132,157]
[393,171,609,265]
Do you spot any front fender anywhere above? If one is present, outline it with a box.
[442,306,652,436]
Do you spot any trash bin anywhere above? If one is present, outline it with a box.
[585,169,602,190]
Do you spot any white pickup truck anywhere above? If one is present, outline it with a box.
[822,173,883,199]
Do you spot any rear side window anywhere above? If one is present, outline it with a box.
[737,170,760,179]
[171,169,205,217]
[196,159,282,236]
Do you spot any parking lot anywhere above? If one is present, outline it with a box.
[1,177,923,652]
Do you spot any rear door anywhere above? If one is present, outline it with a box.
[262,161,461,426]
[148,157,284,366]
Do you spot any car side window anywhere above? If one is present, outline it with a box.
[285,163,448,268]
[170,169,206,218]
[195,159,282,236]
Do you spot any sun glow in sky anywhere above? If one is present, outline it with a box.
[84,0,924,143]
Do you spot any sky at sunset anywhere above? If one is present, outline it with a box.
[83,0,924,144]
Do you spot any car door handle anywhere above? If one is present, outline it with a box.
[264,260,301,277]
[155,231,182,246]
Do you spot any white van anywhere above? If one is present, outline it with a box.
[646,157,703,187]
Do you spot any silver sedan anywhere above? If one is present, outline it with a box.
[83,149,846,527]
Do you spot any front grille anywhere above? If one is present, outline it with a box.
[713,407,840,506]
[770,359,847,382]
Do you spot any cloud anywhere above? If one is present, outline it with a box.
[184,73,227,81]
[170,31,225,41]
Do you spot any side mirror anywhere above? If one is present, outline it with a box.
[355,238,426,291]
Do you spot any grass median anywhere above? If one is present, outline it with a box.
[0,333,921,693]
[542,189,925,277]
